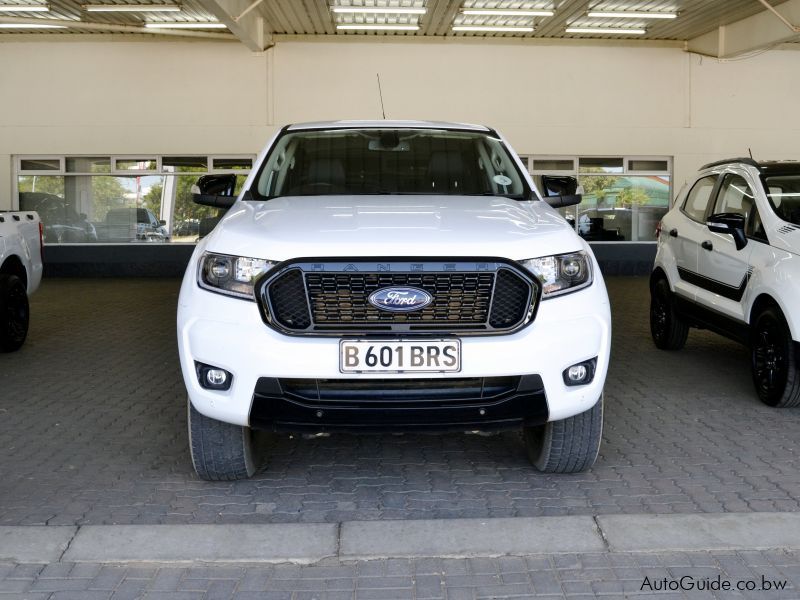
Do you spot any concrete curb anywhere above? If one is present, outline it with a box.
[0,526,77,563]
[4,512,800,564]
[62,524,338,564]
[597,513,800,553]
[340,517,606,559]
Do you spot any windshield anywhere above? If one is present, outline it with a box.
[763,174,800,225]
[251,128,529,200]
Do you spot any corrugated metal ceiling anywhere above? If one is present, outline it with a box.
[0,0,789,40]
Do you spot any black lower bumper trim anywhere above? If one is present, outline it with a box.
[249,375,548,433]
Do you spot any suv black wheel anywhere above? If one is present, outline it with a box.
[0,274,30,353]
[751,307,800,407]
[523,396,603,473]
[650,277,689,350]
[188,399,257,480]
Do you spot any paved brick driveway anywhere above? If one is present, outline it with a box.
[2,277,800,526]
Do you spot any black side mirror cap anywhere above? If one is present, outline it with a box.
[707,212,748,250]
[192,174,239,209]
[545,194,582,208]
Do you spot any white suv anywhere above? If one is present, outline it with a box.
[178,121,611,480]
[651,158,800,407]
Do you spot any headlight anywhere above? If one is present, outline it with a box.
[521,251,593,298]
[198,252,276,299]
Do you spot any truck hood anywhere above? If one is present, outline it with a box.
[205,195,583,261]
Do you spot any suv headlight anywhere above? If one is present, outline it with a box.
[521,251,593,298]
[198,252,276,299]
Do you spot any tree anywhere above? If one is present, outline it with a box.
[578,169,620,209]
[617,186,650,207]
[17,176,65,197]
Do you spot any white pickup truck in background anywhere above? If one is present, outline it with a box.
[0,211,43,352]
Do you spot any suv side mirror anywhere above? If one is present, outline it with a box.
[707,212,748,250]
[540,175,582,208]
[192,174,238,209]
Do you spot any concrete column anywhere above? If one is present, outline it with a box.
[0,155,12,211]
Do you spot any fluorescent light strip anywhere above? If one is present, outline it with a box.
[336,24,419,30]
[85,4,180,11]
[0,22,63,26]
[461,9,553,17]
[588,11,676,19]
[453,25,534,32]
[331,6,425,14]
[145,21,225,28]
[0,4,48,11]
[566,27,646,34]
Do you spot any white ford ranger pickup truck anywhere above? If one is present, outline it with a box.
[178,121,611,480]
[0,210,43,352]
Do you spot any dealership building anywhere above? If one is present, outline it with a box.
[2,0,799,273]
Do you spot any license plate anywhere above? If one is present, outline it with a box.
[339,339,461,374]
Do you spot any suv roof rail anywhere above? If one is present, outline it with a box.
[701,157,761,171]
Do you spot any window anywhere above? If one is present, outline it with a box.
[682,176,717,222]
[763,174,800,225]
[529,154,672,242]
[714,174,754,218]
[748,206,768,243]
[252,129,529,200]
[15,154,254,245]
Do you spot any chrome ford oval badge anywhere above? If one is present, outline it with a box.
[368,287,433,313]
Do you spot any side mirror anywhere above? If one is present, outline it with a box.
[541,175,579,197]
[192,174,238,209]
[159,219,167,226]
[545,194,582,208]
[707,212,747,250]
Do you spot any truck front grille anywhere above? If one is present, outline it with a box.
[257,259,539,336]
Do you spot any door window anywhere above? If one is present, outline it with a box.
[714,174,754,218]
[681,176,717,222]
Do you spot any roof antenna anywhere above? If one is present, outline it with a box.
[376,73,386,119]
[748,147,754,159]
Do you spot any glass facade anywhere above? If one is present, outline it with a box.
[15,155,253,244]
[526,155,672,242]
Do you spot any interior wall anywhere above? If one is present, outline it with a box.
[1,36,799,211]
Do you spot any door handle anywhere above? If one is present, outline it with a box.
[669,228,678,238]
[701,240,713,251]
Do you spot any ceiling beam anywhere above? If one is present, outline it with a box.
[420,0,460,36]
[688,0,800,57]
[195,0,272,51]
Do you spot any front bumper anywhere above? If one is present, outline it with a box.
[178,260,611,429]
[249,374,548,433]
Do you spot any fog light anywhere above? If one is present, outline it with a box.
[562,358,597,387]
[568,365,587,382]
[195,362,233,391]
[206,369,228,386]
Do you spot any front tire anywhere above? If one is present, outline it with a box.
[650,277,689,350]
[524,396,603,473]
[0,274,30,353]
[188,399,257,480]
[751,307,800,408]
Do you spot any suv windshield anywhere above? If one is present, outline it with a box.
[251,128,529,200]
[764,174,800,225]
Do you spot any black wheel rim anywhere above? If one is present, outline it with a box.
[753,316,788,401]
[5,282,29,342]
[650,284,669,340]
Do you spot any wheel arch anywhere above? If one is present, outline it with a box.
[749,293,800,341]
[650,266,669,293]
[0,255,28,290]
